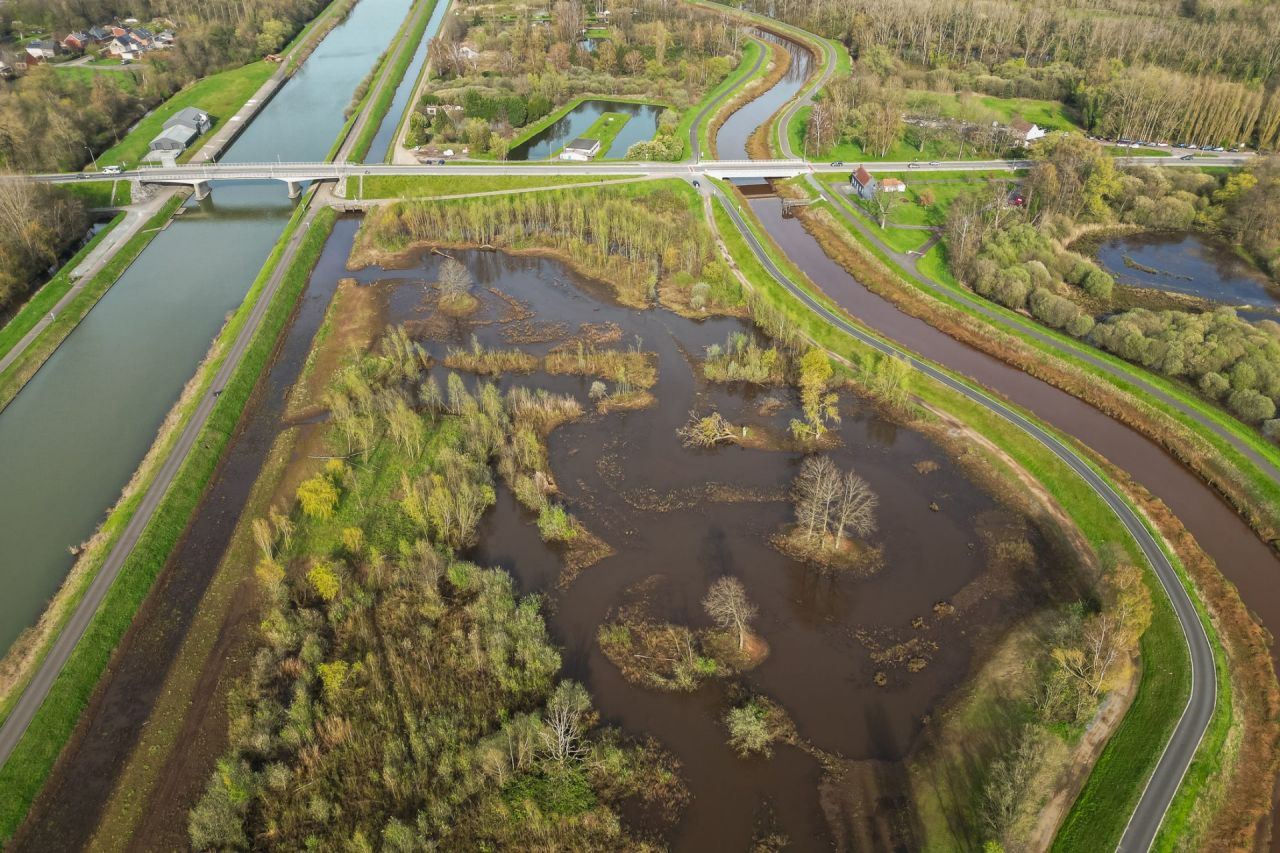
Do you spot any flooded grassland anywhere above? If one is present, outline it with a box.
[262,223,1094,848]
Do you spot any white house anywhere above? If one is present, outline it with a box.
[560,137,602,161]
[1010,119,1047,145]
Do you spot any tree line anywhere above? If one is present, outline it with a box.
[0,0,337,171]
[0,173,89,317]
[359,184,717,307]
[945,136,1280,428]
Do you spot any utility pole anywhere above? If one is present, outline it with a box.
[84,145,99,171]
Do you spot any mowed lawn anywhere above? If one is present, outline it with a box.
[95,60,276,170]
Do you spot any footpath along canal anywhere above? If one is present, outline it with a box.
[0,0,413,655]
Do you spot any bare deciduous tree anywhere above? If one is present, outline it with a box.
[541,680,591,763]
[833,471,878,541]
[702,576,758,650]
[438,257,473,301]
[793,456,879,551]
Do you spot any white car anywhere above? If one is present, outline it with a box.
[102,165,123,174]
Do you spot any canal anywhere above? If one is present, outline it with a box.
[0,0,413,655]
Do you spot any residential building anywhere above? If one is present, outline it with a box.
[560,137,602,161]
[25,40,58,61]
[62,32,90,51]
[1010,119,1047,145]
[850,165,877,199]
[880,177,907,193]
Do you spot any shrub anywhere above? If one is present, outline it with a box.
[1081,268,1114,299]
[725,700,774,757]
[1228,387,1277,423]
[1199,372,1230,399]
[538,503,577,541]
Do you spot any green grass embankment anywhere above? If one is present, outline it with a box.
[812,175,1280,518]
[94,62,276,170]
[60,180,132,208]
[0,196,185,414]
[709,186,1208,851]
[676,36,765,158]
[0,204,337,842]
[346,0,439,163]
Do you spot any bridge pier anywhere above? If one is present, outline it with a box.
[191,180,211,201]
[286,180,303,199]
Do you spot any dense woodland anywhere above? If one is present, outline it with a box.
[0,175,89,318]
[944,137,1280,427]
[408,0,744,158]
[0,0,334,171]
[766,0,1280,153]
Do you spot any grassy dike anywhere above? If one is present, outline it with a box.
[0,204,337,842]
[708,184,1217,850]
[345,0,439,163]
[806,175,1280,531]
[0,196,185,415]
[676,36,765,157]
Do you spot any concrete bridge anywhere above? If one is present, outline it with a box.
[34,160,816,199]
[25,153,1252,200]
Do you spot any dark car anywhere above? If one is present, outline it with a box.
[437,159,446,166]
[1180,154,1195,160]
[830,160,844,166]
[691,179,700,188]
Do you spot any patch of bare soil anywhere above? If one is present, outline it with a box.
[287,277,383,419]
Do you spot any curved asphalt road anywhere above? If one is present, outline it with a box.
[710,183,1213,850]
[687,34,767,161]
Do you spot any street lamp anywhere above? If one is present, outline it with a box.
[83,145,99,171]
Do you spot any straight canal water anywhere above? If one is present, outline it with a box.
[0,0,413,655]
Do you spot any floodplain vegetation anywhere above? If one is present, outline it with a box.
[189,327,685,849]
[353,182,740,311]
[410,0,748,159]
[943,136,1280,431]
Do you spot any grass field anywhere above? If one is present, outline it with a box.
[0,204,336,842]
[353,173,640,198]
[59,180,132,208]
[50,66,140,93]
[0,196,184,414]
[93,61,276,170]
[575,111,631,157]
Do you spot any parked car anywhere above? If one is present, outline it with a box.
[437,159,446,166]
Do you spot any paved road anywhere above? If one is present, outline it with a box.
[708,182,1214,851]
[687,34,767,161]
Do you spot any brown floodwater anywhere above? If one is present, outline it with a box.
[352,244,1080,849]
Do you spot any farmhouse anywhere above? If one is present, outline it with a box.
[560,137,602,161]
[881,177,907,193]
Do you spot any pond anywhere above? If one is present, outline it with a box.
[507,99,661,160]
[1096,231,1280,315]
[335,242,1078,849]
